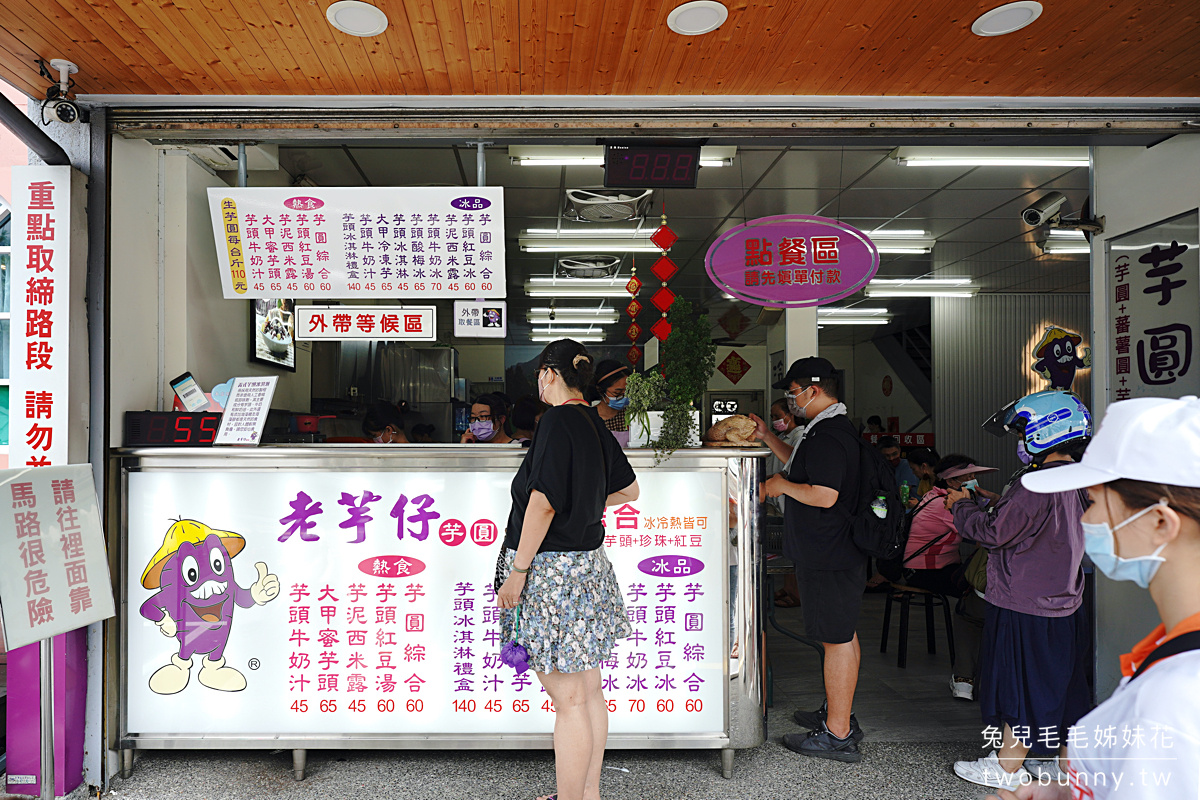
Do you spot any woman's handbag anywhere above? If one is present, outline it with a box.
[962,545,988,594]
[877,496,943,583]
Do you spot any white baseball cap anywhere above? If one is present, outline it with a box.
[1023,396,1200,494]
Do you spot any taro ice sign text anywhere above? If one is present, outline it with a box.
[704,215,879,307]
[1107,210,1200,402]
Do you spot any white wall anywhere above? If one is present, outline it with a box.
[1089,138,1200,698]
[817,340,925,431]
[708,345,766,392]
[458,343,506,387]
[108,139,312,445]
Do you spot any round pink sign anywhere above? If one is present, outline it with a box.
[705,215,879,308]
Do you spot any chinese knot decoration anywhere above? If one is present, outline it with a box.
[649,212,678,343]
[626,256,643,366]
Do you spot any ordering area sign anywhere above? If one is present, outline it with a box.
[207,187,505,300]
[123,467,725,740]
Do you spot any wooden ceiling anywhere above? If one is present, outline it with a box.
[0,0,1197,99]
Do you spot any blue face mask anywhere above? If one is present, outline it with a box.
[607,395,630,410]
[1082,501,1169,589]
[961,479,980,493]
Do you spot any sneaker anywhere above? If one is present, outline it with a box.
[953,751,1032,789]
[1025,758,1068,783]
[950,675,974,701]
[782,723,863,763]
[792,702,865,743]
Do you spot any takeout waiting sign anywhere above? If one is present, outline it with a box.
[704,215,879,308]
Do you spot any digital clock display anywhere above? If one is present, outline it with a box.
[604,145,701,189]
[124,411,222,447]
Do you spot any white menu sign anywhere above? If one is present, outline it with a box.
[125,469,725,737]
[208,187,505,300]
[453,300,507,339]
[214,377,278,446]
[296,306,436,342]
[0,465,116,650]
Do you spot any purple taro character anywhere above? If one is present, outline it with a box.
[139,519,280,695]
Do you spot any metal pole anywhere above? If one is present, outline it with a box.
[0,91,71,166]
[237,143,248,189]
[40,637,55,800]
[475,142,485,187]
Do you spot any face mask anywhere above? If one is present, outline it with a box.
[1017,439,1032,465]
[537,370,550,404]
[469,420,497,441]
[607,395,630,411]
[961,479,980,493]
[789,388,815,419]
[373,434,386,443]
[772,418,789,433]
[1082,501,1169,589]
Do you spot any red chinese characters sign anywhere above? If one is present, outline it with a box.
[11,167,76,470]
[295,306,437,342]
[716,351,751,385]
[704,215,879,308]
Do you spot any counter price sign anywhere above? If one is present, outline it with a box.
[124,411,222,447]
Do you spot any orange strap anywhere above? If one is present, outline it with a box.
[1121,609,1200,677]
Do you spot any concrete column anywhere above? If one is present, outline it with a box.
[783,307,818,366]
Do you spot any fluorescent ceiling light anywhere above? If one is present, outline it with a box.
[527,308,620,324]
[531,326,609,336]
[869,232,935,254]
[868,230,928,238]
[531,333,605,343]
[509,145,735,168]
[892,146,1088,168]
[1048,229,1087,238]
[1041,241,1090,254]
[865,278,977,298]
[520,239,666,253]
[525,278,631,298]
[819,308,890,316]
[817,318,892,325]
[524,228,653,238]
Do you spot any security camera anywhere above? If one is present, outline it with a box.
[49,98,79,124]
[1022,192,1067,227]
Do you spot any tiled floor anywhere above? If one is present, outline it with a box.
[767,589,986,744]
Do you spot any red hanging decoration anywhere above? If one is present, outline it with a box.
[650,255,678,283]
[650,317,673,342]
[627,345,643,365]
[625,254,641,367]
[650,224,678,252]
[625,298,643,317]
[651,208,677,343]
[650,286,677,313]
[626,322,642,342]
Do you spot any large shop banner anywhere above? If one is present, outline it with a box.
[0,465,115,651]
[207,187,506,300]
[1107,210,1200,402]
[125,469,726,738]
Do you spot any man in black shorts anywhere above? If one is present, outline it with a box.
[751,356,866,763]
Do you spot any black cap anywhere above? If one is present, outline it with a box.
[773,356,838,390]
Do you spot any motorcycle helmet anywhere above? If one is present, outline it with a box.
[983,389,1093,460]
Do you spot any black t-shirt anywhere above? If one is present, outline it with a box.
[783,414,866,571]
[504,404,637,553]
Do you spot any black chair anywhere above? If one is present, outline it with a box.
[880,583,956,669]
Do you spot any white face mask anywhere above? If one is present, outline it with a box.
[537,369,551,404]
[788,387,815,419]
[1082,500,1169,589]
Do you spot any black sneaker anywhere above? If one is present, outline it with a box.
[782,724,863,763]
[792,702,864,743]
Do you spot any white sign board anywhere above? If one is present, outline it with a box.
[214,377,278,446]
[296,306,436,342]
[208,187,505,300]
[125,469,724,737]
[0,465,115,650]
[1107,210,1200,402]
[10,166,77,469]
[454,300,507,339]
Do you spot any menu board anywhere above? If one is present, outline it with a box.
[208,187,505,300]
[125,469,725,737]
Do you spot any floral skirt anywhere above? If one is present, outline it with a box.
[495,546,632,675]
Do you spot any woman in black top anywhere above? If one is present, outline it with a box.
[495,339,639,800]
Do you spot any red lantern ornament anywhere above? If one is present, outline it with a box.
[625,275,642,296]
[650,286,677,313]
[626,322,642,342]
[627,345,643,365]
[624,255,642,367]
[650,224,678,252]
[650,317,672,342]
[626,298,643,317]
[650,211,677,343]
[650,255,678,283]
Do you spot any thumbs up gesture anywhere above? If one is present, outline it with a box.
[250,561,280,606]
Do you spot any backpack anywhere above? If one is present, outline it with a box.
[826,425,907,560]
[876,495,946,582]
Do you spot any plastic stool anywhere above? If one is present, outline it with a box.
[880,584,956,669]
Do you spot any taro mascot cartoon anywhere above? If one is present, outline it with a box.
[1032,325,1092,391]
[139,519,280,695]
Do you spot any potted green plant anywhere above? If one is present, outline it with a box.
[625,297,717,464]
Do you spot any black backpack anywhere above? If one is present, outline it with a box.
[827,425,907,560]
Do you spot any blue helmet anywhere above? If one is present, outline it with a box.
[983,390,1093,457]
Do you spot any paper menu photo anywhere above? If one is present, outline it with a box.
[214,376,278,446]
